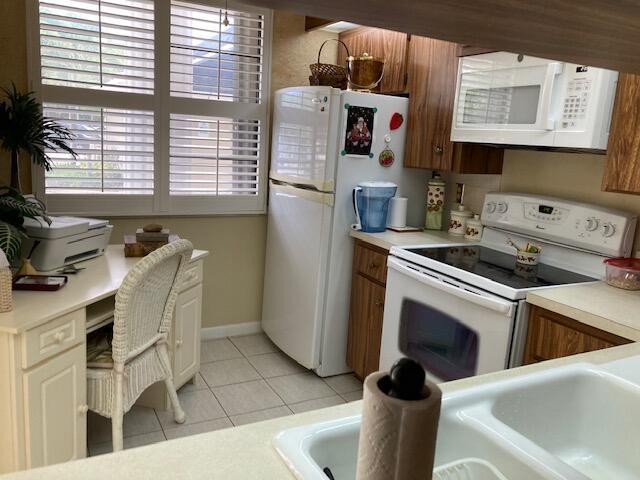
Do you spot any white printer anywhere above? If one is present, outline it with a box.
[22,216,113,271]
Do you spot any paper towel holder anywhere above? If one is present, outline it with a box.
[379,357,426,401]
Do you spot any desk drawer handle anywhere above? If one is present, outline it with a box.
[176,339,183,348]
[78,405,89,415]
[53,331,66,343]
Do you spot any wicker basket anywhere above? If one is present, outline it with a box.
[309,39,350,89]
[0,267,13,313]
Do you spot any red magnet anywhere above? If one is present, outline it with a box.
[390,113,404,130]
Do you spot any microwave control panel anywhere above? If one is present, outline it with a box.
[482,192,637,257]
[561,73,593,129]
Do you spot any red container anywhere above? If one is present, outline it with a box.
[603,257,640,290]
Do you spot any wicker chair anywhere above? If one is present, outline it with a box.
[86,239,194,451]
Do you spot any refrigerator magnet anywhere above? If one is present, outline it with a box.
[379,147,395,167]
[343,105,375,156]
[390,112,404,130]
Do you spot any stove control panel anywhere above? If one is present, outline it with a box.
[481,192,637,257]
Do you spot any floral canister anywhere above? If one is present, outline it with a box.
[425,175,446,230]
[464,214,483,241]
[448,205,473,235]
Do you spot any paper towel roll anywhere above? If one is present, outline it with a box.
[387,196,408,228]
[356,370,442,480]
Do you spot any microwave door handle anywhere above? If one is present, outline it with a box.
[388,258,515,316]
[538,62,564,131]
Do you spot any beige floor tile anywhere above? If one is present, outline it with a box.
[155,388,226,429]
[200,338,242,363]
[212,379,283,416]
[230,406,292,426]
[88,406,162,445]
[266,373,335,404]
[163,418,233,440]
[288,395,345,414]
[247,352,307,378]
[323,374,363,394]
[200,358,261,387]
[177,373,208,394]
[341,389,364,402]
[89,431,166,456]
[229,333,278,356]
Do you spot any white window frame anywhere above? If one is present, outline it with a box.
[25,0,272,216]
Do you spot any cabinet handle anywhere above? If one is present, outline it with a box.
[53,331,66,343]
[176,339,183,348]
[374,300,384,308]
[78,405,89,414]
[368,262,380,269]
[433,145,443,154]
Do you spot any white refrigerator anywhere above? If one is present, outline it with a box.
[262,86,429,377]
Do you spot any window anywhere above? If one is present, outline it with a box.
[28,0,271,215]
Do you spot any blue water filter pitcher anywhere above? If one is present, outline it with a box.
[352,181,398,233]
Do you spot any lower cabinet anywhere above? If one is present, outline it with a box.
[172,283,203,388]
[347,241,388,380]
[523,305,631,364]
[23,344,86,468]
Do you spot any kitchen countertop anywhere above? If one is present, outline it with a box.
[349,229,475,250]
[6,342,640,480]
[527,282,640,341]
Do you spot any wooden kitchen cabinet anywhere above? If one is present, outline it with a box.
[602,73,640,194]
[404,35,503,173]
[338,27,409,93]
[523,305,631,365]
[347,240,388,380]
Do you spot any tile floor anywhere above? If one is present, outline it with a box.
[87,333,363,456]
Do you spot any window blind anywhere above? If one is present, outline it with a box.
[39,0,154,94]
[170,1,264,103]
[43,103,154,194]
[170,114,260,195]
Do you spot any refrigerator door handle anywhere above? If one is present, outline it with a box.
[351,186,362,231]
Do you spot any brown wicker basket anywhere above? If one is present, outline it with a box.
[309,39,350,89]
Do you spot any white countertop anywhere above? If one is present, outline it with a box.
[527,282,640,341]
[349,229,475,250]
[5,342,640,480]
[0,246,209,334]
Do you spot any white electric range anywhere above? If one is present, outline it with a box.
[379,192,637,383]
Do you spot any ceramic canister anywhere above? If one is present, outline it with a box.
[448,205,473,235]
[464,214,483,240]
[425,175,446,230]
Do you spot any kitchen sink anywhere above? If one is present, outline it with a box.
[274,356,640,480]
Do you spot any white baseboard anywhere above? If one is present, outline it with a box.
[201,322,263,340]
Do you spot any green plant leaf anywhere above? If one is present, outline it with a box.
[0,221,25,264]
[0,195,49,223]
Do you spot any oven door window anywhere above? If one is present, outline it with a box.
[399,298,479,381]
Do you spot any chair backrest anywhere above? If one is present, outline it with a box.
[111,239,194,365]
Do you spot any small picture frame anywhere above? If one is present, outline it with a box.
[343,105,375,156]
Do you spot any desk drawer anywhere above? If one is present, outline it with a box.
[22,309,85,369]
[179,260,203,292]
[354,242,388,285]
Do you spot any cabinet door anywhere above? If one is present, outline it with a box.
[602,73,640,194]
[347,274,386,380]
[23,344,86,468]
[338,27,408,93]
[173,284,202,388]
[404,36,503,173]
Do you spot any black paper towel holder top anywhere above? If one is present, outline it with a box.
[378,357,426,401]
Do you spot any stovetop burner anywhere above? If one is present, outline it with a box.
[405,245,598,290]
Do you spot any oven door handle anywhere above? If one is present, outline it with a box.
[388,258,515,316]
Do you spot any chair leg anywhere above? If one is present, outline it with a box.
[158,343,186,424]
[112,370,125,452]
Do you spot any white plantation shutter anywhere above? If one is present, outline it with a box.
[30,0,271,214]
[39,0,154,94]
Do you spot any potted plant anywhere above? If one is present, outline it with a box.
[0,83,77,192]
[0,187,50,265]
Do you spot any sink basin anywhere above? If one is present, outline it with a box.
[492,369,640,480]
[274,356,640,480]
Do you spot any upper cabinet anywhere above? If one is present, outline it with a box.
[338,27,409,93]
[404,36,503,173]
[602,74,640,194]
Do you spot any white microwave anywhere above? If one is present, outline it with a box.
[450,52,618,149]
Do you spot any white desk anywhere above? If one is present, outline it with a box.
[0,245,209,474]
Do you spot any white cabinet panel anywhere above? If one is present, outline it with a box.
[23,344,86,468]
[173,284,202,388]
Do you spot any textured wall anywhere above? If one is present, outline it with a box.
[500,149,640,252]
[0,1,32,191]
